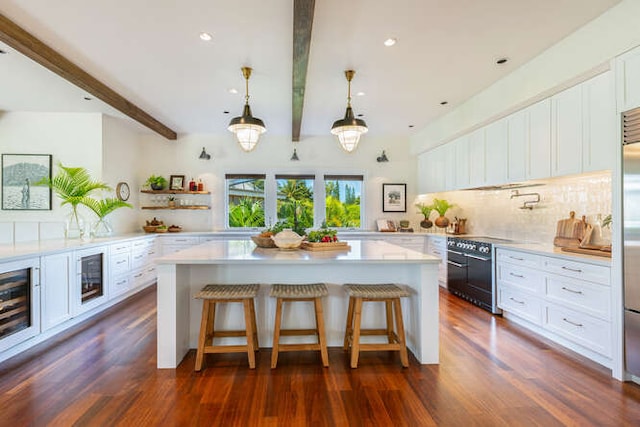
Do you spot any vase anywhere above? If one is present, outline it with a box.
[420,219,433,229]
[92,217,113,238]
[65,207,86,239]
[435,215,449,228]
[151,183,164,191]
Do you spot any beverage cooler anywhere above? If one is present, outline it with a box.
[74,246,108,315]
[0,258,40,353]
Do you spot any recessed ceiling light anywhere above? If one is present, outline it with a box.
[199,32,213,41]
[384,38,397,47]
[228,88,238,94]
[356,91,365,97]
[496,58,508,65]
[223,111,230,114]
[0,49,7,55]
[357,113,364,118]
[440,101,448,105]
[409,125,414,128]
[83,96,92,101]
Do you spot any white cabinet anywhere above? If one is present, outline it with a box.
[417,144,454,193]
[507,108,527,182]
[484,118,508,185]
[417,151,430,194]
[496,247,612,365]
[582,71,616,172]
[527,99,552,179]
[468,128,486,187]
[160,235,200,255]
[384,235,426,252]
[426,235,447,287]
[110,237,157,297]
[453,135,470,190]
[41,252,72,331]
[616,44,640,112]
[552,83,584,176]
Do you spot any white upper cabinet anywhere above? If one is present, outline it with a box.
[417,151,430,194]
[468,128,486,187]
[552,83,583,177]
[453,135,470,190]
[507,109,527,182]
[485,118,508,185]
[582,71,616,172]
[417,143,455,193]
[527,99,552,180]
[616,44,640,112]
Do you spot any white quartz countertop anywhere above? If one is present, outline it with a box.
[493,241,612,266]
[156,239,441,265]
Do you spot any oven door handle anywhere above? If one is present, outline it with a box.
[447,260,466,268]
[447,250,464,255]
[464,253,491,262]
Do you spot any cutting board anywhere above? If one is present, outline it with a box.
[553,211,586,248]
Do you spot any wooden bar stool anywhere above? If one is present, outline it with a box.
[343,283,410,368]
[270,283,329,368]
[194,284,260,371]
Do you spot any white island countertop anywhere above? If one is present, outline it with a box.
[156,239,440,265]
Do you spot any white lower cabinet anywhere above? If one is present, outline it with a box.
[110,237,157,298]
[41,252,73,331]
[496,247,611,366]
[427,235,447,287]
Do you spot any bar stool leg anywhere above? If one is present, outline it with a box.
[350,297,363,369]
[393,298,409,367]
[242,299,256,369]
[271,297,284,369]
[250,298,259,351]
[385,300,394,343]
[314,297,329,367]
[344,296,355,350]
[195,300,211,371]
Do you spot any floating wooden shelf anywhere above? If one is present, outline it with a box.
[141,206,210,210]
[141,190,210,194]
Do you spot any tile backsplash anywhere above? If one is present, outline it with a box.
[417,171,612,244]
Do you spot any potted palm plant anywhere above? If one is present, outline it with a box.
[432,198,454,228]
[415,203,434,229]
[83,197,132,237]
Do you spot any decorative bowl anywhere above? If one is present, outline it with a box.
[143,225,157,233]
[251,235,277,248]
[271,229,304,250]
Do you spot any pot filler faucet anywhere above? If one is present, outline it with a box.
[510,190,541,210]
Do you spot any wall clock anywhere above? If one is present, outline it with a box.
[116,181,130,201]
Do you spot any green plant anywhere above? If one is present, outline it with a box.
[415,203,434,219]
[83,198,132,219]
[145,175,167,190]
[431,198,454,216]
[168,195,176,202]
[602,214,612,228]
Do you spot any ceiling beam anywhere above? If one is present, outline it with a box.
[292,0,315,142]
[0,13,177,140]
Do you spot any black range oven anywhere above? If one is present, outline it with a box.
[447,236,507,314]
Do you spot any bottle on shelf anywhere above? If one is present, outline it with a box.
[189,177,196,191]
[197,179,204,192]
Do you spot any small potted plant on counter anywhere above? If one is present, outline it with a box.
[432,198,454,228]
[145,175,167,191]
[416,203,434,229]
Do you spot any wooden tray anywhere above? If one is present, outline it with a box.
[301,241,350,251]
[561,246,611,258]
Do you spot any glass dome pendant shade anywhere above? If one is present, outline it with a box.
[228,67,266,152]
[331,70,368,153]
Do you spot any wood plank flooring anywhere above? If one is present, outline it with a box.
[1,285,640,426]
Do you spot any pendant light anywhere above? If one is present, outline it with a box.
[228,67,266,152]
[331,69,368,153]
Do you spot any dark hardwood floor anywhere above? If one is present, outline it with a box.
[1,285,640,426]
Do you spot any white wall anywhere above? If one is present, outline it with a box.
[137,132,418,231]
[410,0,640,154]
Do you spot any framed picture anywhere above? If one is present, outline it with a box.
[382,183,406,212]
[169,175,185,191]
[2,154,52,210]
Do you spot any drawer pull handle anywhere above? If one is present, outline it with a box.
[509,256,524,261]
[561,266,582,273]
[134,273,143,278]
[509,297,525,304]
[562,317,583,327]
[117,260,126,265]
[509,272,524,278]
[117,280,127,286]
[561,286,583,295]
[432,250,441,255]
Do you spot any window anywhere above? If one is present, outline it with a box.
[226,174,266,228]
[275,175,314,234]
[324,175,363,228]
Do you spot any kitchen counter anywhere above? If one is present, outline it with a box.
[155,239,440,368]
[493,242,612,266]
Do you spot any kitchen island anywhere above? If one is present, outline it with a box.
[155,239,440,368]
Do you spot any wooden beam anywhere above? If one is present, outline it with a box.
[292,0,315,142]
[0,13,177,140]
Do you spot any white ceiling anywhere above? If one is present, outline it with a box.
[0,0,621,139]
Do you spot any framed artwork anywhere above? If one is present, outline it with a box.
[2,154,52,210]
[169,175,185,191]
[382,183,406,212]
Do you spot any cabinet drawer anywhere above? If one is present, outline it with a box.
[543,258,610,285]
[497,263,545,294]
[132,238,154,250]
[130,250,148,270]
[110,253,130,276]
[111,275,130,296]
[545,275,610,320]
[110,242,131,255]
[498,287,543,325]
[544,303,611,357]
[130,267,147,286]
[496,249,542,269]
[386,236,425,252]
[161,236,199,246]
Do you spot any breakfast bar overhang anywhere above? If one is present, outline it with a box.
[155,239,440,369]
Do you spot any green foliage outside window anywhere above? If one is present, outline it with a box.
[277,179,313,235]
[324,180,361,227]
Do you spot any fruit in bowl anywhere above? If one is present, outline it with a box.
[271,229,304,250]
[155,225,168,233]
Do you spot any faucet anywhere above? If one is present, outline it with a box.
[510,190,541,209]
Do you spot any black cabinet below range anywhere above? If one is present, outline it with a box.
[447,236,506,314]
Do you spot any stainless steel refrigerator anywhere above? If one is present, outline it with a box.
[623,107,640,376]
